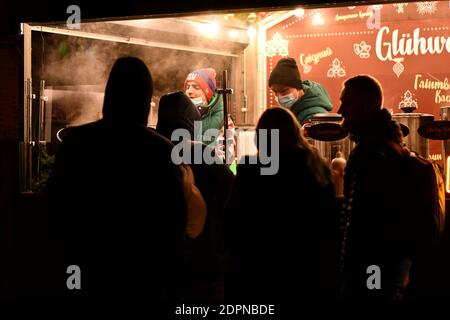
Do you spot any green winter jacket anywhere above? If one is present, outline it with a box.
[290,80,333,125]
[201,92,224,144]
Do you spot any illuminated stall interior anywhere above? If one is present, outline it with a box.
[20,0,450,192]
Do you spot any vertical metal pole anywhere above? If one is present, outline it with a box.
[219,71,235,165]
[37,79,46,178]
[25,79,33,191]
[39,80,46,144]
[222,70,229,165]
[226,81,233,163]
[242,50,248,125]
[22,23,33,192]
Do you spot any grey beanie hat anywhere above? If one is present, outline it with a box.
[268,57,303,89]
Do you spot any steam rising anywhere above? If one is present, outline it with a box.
[35,18,239,127]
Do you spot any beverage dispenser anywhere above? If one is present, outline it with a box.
[306,113,354,164]
[391,112,434,158]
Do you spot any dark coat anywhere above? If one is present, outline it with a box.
[187,142,234,275]
[341,109,415,299]
[156,91,202,142]
[226,147,340,299]
[156,91,234,299]
[47,120,186,299]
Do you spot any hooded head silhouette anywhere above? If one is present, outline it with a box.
[102,57,153,126]
[156,91,201,141]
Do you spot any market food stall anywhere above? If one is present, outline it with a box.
[19,0,450,192]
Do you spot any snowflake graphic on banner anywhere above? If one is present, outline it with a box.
[393,3,408,13]
[398,90,418,112]
[416,2,438,15]
[303,64,312,74]
[327,58,346,78]
[266,33,289,58]
[393,58,405,77]
[354,41,371,58]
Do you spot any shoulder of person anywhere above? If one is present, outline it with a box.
[354,139,406,168]
[304,79,330,94]
[69,120,100,133]
[210,95,224,111]
[301,79,313,89]
[283,148,327,174]
[302,79,324,91]
[143,126,175,147]
[59,120,103,146]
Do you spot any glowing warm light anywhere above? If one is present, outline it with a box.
[210,20,220,33]
[228,29,239,38]
[224,14,234,21]
[247,26,257,37]
[198,20,220,35]
[197,23,209,34]
[312,12,325,26]
[294,8,305,18]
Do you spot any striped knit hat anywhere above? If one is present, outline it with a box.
[185,68,217,102]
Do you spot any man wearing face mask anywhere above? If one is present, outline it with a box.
[269,57,332,125]
[185,68,224,145]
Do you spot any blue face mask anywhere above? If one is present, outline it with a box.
[276,93,297,108]
[190,97,204,107]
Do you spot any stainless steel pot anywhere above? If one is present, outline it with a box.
[391,112,434,157]
[307,113,354,164]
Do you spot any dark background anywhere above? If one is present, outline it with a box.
[2,0,449,300]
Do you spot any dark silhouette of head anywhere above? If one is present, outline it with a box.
[256,107,309,151]
[156,91,201,141]
[102,57,153,126]
[338,75,383,137]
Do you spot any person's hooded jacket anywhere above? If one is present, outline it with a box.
[291,80,333,125]
[202,92,224,144]
[47,57,186,299]
[157,92,234,299]
[341,108,422,299]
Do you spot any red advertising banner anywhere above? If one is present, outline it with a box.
[266,1,450,158]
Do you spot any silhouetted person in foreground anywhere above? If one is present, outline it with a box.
[226,107,339,300]
[338,75,436,299]
[47,57,186,299]
[156,91,234,300]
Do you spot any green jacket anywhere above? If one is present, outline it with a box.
[201,92,224,144]
[290,80,333,125]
